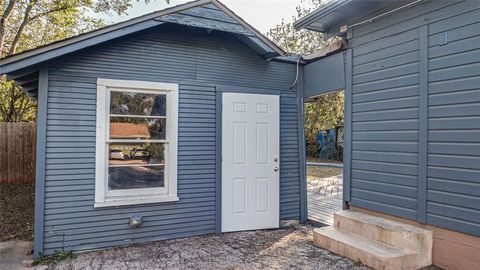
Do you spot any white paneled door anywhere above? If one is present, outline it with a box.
[222,93,280,232]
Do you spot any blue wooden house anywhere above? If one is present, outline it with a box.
[0,0,303,256]
[295,0,480,269]
[1,0,480,269]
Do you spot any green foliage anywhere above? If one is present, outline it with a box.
[0,75,37,121]
[267,0,326,54]
[305,91,344,157]
[267,0,344,158]
[0,0,157,122]
[33,250,76,265]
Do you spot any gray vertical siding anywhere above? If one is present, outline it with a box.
[42,25,299,254]
[346,0,480,235]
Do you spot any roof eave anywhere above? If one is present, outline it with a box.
[0,0,284,76]
[294,0,419,35]
[0,19,164,75]
[209,0,285,56]
[293,0,350,31]
[0,0,213,71]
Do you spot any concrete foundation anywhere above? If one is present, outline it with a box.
[351,207,480,270]
[313,210,433,270]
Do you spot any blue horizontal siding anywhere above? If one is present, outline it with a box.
[42,25,299,254]
[44,80,218,254]
[347,0,480,235]
[426,2,480,236]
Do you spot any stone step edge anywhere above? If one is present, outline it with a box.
[313,226,415,259]
[334,210,432,235]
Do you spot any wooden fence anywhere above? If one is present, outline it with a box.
[0,122,36,184]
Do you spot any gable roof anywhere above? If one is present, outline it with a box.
[294,0,418,37]
[0,0,285,79]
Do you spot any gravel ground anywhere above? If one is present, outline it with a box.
[0,184,35,242]
[49,225,372,270]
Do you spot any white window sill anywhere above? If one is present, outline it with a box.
[94,196,179,208]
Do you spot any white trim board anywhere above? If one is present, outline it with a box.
[95,78,178,207]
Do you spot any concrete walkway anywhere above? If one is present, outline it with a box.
[0,241,46,270]
[306,162,343,168]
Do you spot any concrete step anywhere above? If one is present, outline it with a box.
[334,210,432,255]
[314,226,421,270]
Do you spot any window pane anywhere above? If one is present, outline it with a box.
[110,117,166,140]
[110,91,166,116]
[109,143,165,165]
[108,165,165,190]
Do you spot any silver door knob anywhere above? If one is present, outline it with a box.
[274,167,279,172]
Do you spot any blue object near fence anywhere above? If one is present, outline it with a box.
[318,127,342,160]
[317,130,324,146]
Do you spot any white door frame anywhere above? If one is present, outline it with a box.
[221,92,280,233]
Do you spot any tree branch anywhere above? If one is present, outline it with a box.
[16,91,28,121]
[0,0,18,57]
[28,5,70,21]
[8,0,38,55]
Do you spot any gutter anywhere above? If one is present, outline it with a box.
[293,0,350,31]
[342,0,427,32]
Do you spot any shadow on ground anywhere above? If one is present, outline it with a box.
[50,225,372,270]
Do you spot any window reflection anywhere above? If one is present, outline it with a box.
[108,143,165,165]
[110,91,166,116]
[107,90,168,192]
[110,118,166,140]
[109,166,165,190]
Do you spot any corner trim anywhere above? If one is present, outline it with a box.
[215,89,222,235]
[297,67,307,223]
[343,49,353,205]
[417,25,429,223]
[34,69,48,257]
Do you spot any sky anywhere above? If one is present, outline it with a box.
[102,0,303,35]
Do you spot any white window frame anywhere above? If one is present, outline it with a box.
[95,78,178,208]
